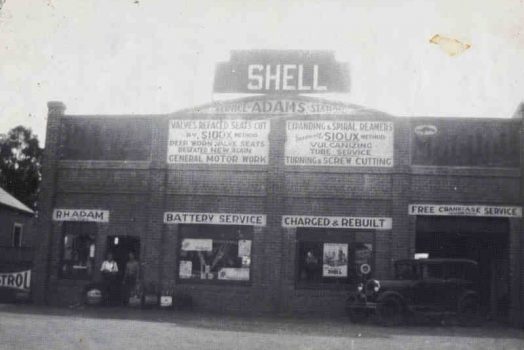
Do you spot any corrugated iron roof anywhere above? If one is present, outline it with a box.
[0,187,34,214]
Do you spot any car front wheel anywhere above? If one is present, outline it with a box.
[376,296,404,326]
[457,295,481,326]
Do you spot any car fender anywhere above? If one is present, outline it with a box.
[457,290,479,306]
[376,291,406,307]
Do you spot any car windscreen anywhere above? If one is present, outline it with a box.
[421,263,444,279]
[394,262,418,280]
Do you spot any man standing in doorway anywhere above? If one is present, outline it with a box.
[100,252,119,305]
[122,252,140,305]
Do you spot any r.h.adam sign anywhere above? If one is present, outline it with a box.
[213,50,350,94]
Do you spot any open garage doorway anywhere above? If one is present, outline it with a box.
[106,236,141,284]
[415,216,510,319]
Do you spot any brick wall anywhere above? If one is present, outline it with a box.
[34,97,522,322]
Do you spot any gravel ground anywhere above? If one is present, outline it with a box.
[0,304,523,350]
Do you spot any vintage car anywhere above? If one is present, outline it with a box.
[345,258,481,326]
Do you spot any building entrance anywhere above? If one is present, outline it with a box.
[106,236,140,283]
[415,216,510,318]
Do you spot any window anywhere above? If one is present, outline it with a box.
[395,262,418,280]
[12,223,23,248]
[60,222,97,279]
[177,225,253,283]
[296,229,374,286]
[421,263,444,279]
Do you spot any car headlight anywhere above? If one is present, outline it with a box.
[365,279,380,296]
[357,283,363,292]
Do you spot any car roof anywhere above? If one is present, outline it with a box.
[395,258,478,265]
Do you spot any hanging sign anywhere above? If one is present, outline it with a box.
[285,120,394,167]
[282,215,392,230]
[213,50,350,94]
[164,212,266,226]
[323,243,348,278]
[408,204,522,218]
[0,270,31,291]
[167,119,269,165]
[52,209,109,222]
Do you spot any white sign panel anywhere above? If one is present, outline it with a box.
[0,270,31,291]
[167,119,269,165]
[53,209,109,222]
[282,215,392,230]
[238,240,252,257]
[181,239,213,251]
[164,212,266,226]
[217,268,250,281]
[179,261,193,279]
[408,204,522,218]
[196,99,359,115]
[323,243,348,278]
[285,120,393,167]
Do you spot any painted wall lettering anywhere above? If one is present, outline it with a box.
[282,215,392,230]
[285,120,394,167]
[164,212,267,226]
[408,204,522,218]
[167,119,270,165]
[52,209,110,222]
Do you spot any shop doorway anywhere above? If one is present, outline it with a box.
[415,217,510,318]
[106,236,141,283]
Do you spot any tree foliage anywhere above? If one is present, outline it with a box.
[0,126,43,210]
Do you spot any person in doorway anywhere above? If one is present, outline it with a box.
[100,252,119,305]
[304,250,320,280]
[122,252,140,305]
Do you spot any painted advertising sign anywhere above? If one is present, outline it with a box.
[282,215,392,230]
[195,99,360,115]
[181,239,213,251]
[323,243,348,278]
[167,119,269,165]
[238,240,252,257]
[0,270,31,291]
[409,204,523,218]
[213,50,350,94]
[53,209,109,222]
[179,261,193,279]
[164,212,267,226]
[285,120,394,167]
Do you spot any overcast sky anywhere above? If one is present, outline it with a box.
[1,0,523,144]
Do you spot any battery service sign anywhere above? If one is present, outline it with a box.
[285,120,393,167]
[168,119,269,165]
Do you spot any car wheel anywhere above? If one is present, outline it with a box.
[457,296,481,326]
[345,294,368,323]
[377,297,404,326]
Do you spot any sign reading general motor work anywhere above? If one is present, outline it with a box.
[53,209,110,222]
[167,119,269,165]
[282,215,392,230]
[213,50,350,93]
[408,204,523,218]
[285,120,394,167]
[0,270,31,291]
[164,212,267,226]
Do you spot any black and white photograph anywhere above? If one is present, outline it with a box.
[1,0,524,349]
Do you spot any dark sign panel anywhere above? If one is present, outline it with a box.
[411,119,520,167]
[213,50,350,94]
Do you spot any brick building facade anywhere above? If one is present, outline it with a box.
[33,95,524,325]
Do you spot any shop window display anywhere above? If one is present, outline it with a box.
[296,229,373,286]
[177,225,253,283]
[59,222,97,279]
